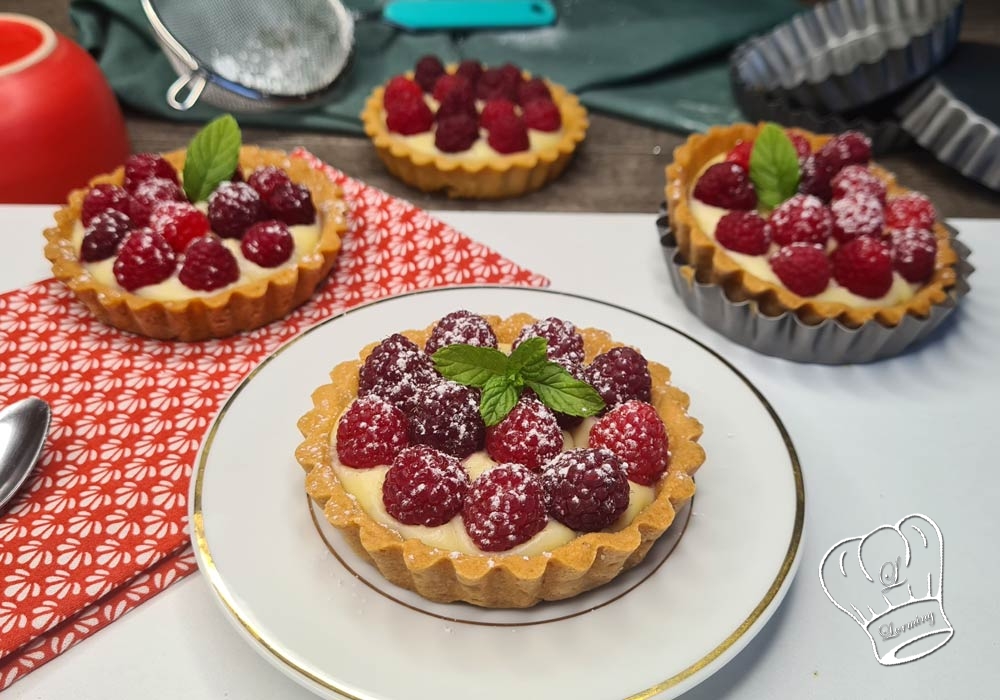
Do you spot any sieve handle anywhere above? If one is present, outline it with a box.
[382,0,556,31]
[166,73,207,111]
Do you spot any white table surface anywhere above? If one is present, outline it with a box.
[4,206,998,700]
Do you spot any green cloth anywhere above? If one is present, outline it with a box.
[69,0,798,134]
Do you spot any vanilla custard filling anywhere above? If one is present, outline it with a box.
[330,412,655,557]
[691,156,918,308]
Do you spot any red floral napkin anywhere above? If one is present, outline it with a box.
[0,151,548,689]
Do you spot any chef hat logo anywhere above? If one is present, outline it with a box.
[819,514,953,666]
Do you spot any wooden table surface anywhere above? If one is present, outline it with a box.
[19,0,1000,217]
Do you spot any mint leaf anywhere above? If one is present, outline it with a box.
[432,344,508,388]
[480,375,521,426]
[507,336,547,374]
[523,362,605,418]
[749,122,800,211]
[183,114,242,202]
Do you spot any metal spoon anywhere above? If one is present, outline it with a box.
[0,398,51,511]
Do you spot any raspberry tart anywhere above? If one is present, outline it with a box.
[44,116,347,341]
[361,55,588,199]
[296,311,704,608]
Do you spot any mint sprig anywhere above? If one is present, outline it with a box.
[183,114,242,202]
[749,122,800,211]
[432,340,605,426]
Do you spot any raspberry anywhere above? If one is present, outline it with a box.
[386,96,434,135]
[769,194,833,246]
[229,166,244,183]
[770,243,832,297]
[455,60,483,87]
[123,153,179,193]
[149,201,210,253]
[514,317,585,364]
[384,76,424,113]
[480,99,517,132]
[81,184,131,226]
[517,78,551,106]
[486,111,529,154]
[435,113,479,153]
[359,334,439,410]
[265,182,316,226]
[787,131,812,162]
[692,162,757,210]
[725,140,754,170]
[885,193,936,232]
[890,228,937,283]
[208,181,262,238]
[542,448,629,531]
[819,131,872,171]
[435,77,476,121]
[81,210,131,262]
[831,164,887,203]
[486,398,563,471]
[112,228,177,291]
[177,236,239,291]
[798,153,837,202]
[831,192,884,243]
[522,99,561,132]
[384,446,468,527]
[831,236,894,299]
[425,310,498,355]
[462,464,547,551]
[499,63,525,88]
[431,74,468,102]
[590,400,670,486]
[128,177,185,227]
[715,211,772,255]
[336,395,409,469]
[407,381,485,459]
[240,220,294,267]
[476,67,518,102]
[414,55,445,92]
[584,346,651,410]
[246,166,291,200]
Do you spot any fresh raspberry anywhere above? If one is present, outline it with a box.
[798,153,837,202]
[885,193,936,232]
[588,401,669,486]
[542,448,629,531]
[123,153,179,193]
[725,140,754,170]
[435,113,480,153]
[149,201,211,253]
[486,111,529,154]
[383,446,468,527]
[265,182,316,226]
[128,177,185,227]
[383,76,424,113]
[522,99,561,132]
[517,77,551,106]
[336,395,409,469]
[584,346,651,410]
[819,131,872,171]
[890,228,937,283]
[81,210,131,262]
[112,228,177,291]
[831,164,886,203]
[462,464,547,551]
[479,99,517,132]
[432,74,468,102]
[178,236,239,291]
[407,381,485,459]
[769,194,833,246]
[386,96,434,135]
[476,66,518,102]
[208,181,261,238]
[715,211,772,255]
[241,220,294,267]
[486,398,563,471]
[692,162,757,210]
[229,165,244,183]
[246,166,291,200]
[769,243,832,297]
[831,192,884,243]
[359,333,439,409]
[514,317,585,364]
[499,63,525,89]
[455,59,483,87]
[414,55,445,92]
[787,131,812,162]
[434,77,476,121]
[425,310,498,355]
[831,236,894,298]
[81,184,131,226]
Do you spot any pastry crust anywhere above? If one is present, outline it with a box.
[43,146,347,341]
[665,123,959,328]
[295,314,705,608]
[361,71,588,199]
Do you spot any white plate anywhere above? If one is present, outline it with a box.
[191,287,804,700]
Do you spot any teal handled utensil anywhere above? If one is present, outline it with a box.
[141,0,557,112]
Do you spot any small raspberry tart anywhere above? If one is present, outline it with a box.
[361,55,588,199]
[296,312,705,608]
